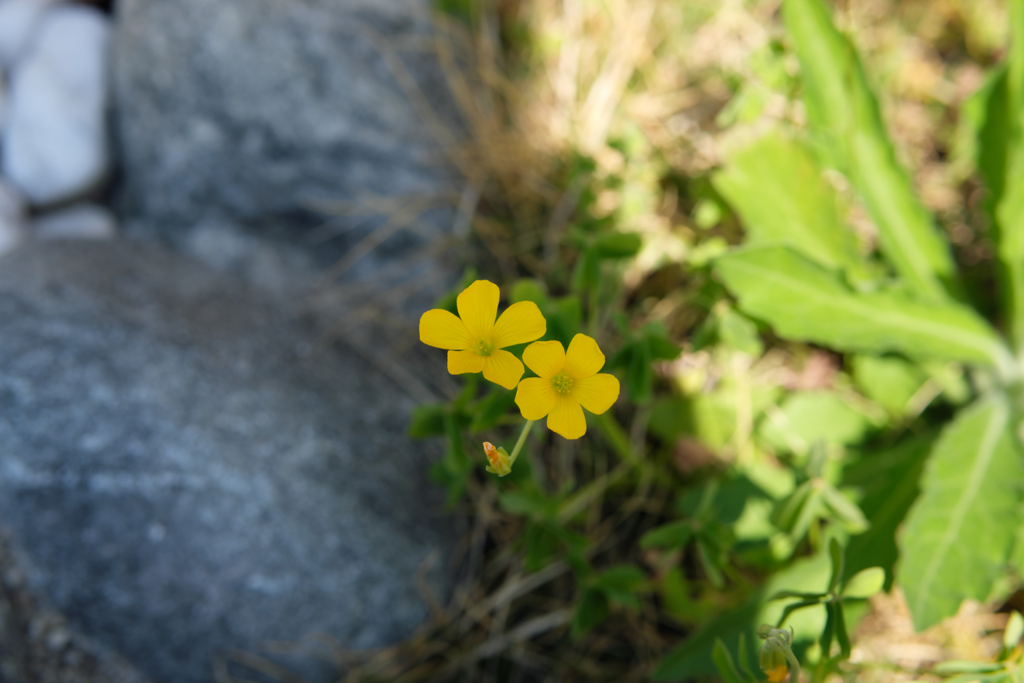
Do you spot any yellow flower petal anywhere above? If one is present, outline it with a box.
[420,309,473,350]
[457,280,499,340]
[515,377,557,421]
[448,349,486,375]
[547,396,586,439]
[564,333,606,378]
[522,340,565,379]
[493,301,546,348]
[483,350,525,390]
[572,373,619,415]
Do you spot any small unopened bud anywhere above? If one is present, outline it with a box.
[758,625,796,683]
[483,442,512,476]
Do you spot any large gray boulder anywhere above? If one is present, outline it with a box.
[0,240,455,683]
[111,0,457,286]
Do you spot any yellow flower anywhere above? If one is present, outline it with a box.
[765,664,789,683]
[419,280,546,390]
[515,334,620,439]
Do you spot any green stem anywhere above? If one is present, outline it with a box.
[508,420,534,467]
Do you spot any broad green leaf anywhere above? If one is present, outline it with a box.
[759,390,875,454]
[851,354,928,414]
[842,432,937,587]
[715,245,1009,368]
[782,0,957,301]
[713,131,865,278]
[842,567,885,599]
[898,397,1024,630]
[997,7,1024,351]
[961,66,1010,212]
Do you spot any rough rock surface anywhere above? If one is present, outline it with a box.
[0,178,26,255]
[0,240,455,683]
[112,0,458,283]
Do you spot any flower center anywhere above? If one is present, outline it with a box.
[551,373,574,395]
[473,338,495,356]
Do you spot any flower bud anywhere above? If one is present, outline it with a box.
[758,626,796,683]
[483,442,512,476]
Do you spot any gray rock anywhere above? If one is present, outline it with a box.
[0,178,26,255]
[33,203,117,240]
[0,240,455,683]
[112,0,459,283]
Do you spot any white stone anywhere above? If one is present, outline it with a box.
[0,179,27,255]
[2,4,110,206]
[33,203,116,240]
[0,0,57,70]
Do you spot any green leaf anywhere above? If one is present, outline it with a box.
[510,278,549,306]
[715,245,1009,368]
[828,538,844,594]
[647,334,682,361]
[594,232,642,258]
[718,308,764,356]
[834,602,851,658]
[818,483,870,535]
[712,638,746,683]
[640,520,693,550]
[772,481,816,533]
[652,600,762,680]
[408,403,447,438]
[1006,611,1024,649]
[571,588,609,638]
[524,521,561,572]
[842,567,885,599]
[782,0,957,301]
[594,565,647,610]
[469,388,517,432]
[851,354,928,414]
[778,599,821,628]
[898,396,1024,630]
[626,337,654,404]
[759,390,875,454]
[696,536,725,588]
[499,489,557,518]
[713,130,865,278]
[996,110,1024,348]
[842,432,936,587]
[572,247,601,293]
[935,661,1005,674]
[736,632,756,683]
